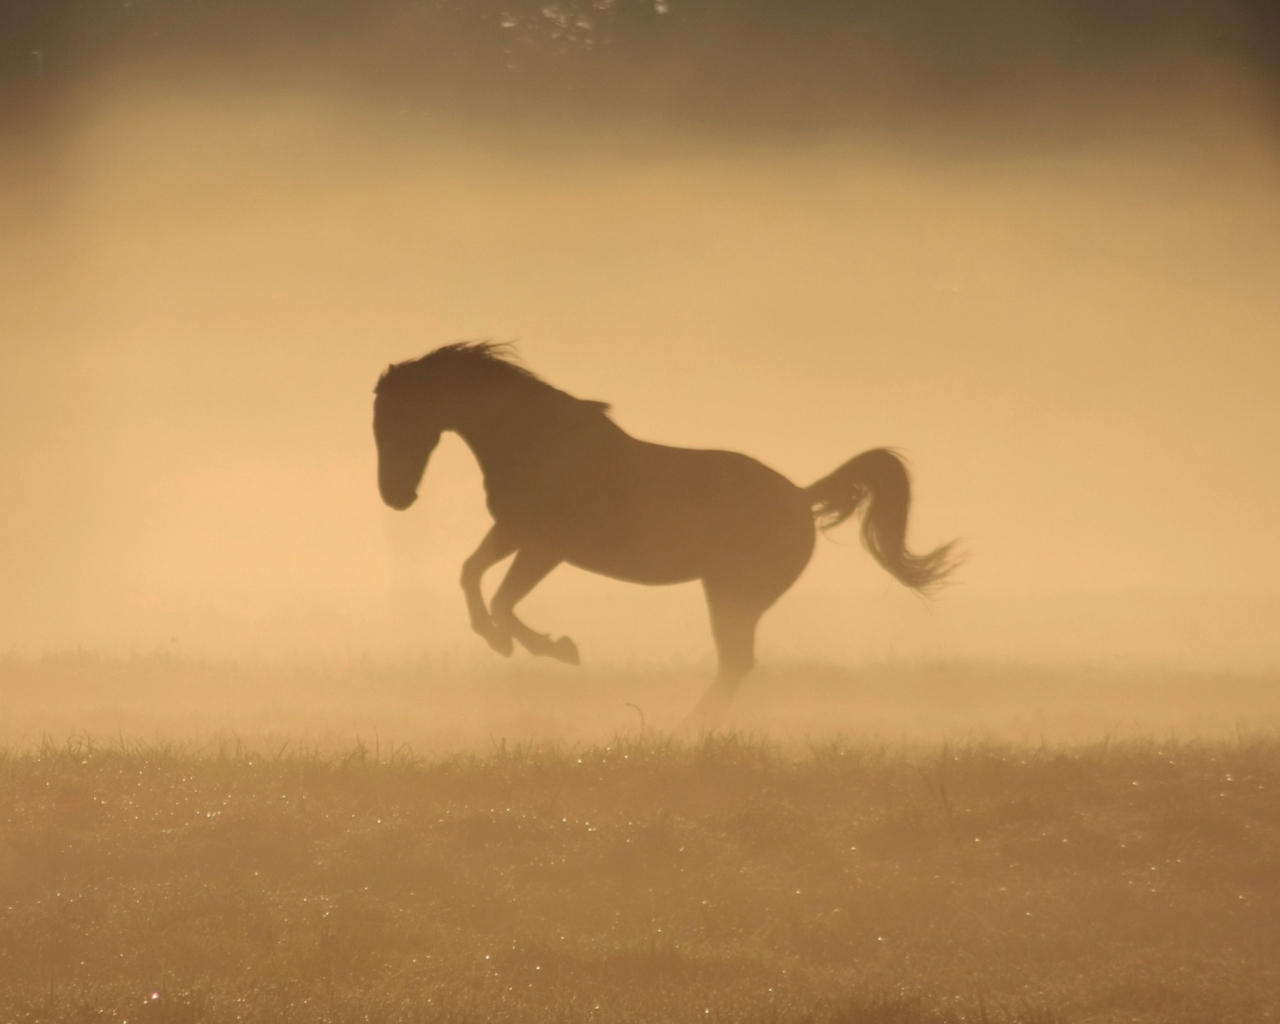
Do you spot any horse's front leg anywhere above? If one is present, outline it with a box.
[490,546,579,665]
[460,525,518,656]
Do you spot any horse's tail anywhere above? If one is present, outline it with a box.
[804,448,958,592]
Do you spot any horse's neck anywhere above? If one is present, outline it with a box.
[449,385,549,478]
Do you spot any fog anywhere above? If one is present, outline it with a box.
[3,0,1280,674]
[7,15,1280,1019]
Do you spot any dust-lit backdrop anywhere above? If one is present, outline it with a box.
[2,0,1279,667]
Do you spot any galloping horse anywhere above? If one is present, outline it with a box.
[374,342,956,722]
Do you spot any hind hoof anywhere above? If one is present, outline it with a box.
[680,693,731,732]
[551,636,580,666]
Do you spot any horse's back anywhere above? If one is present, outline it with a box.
[551,438,814,589]
[630,442,804,519]
[637,442,814,575]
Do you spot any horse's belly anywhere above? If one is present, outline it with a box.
[562,547,703,587]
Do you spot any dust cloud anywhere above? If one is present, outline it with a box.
[2,0,1280,741]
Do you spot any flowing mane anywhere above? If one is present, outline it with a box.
[377,342,612,418]
[376,342,548,394]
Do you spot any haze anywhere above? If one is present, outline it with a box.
[3,0,1280,676]
[7,11,1280,1018]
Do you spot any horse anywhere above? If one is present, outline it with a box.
[373,342,957,723]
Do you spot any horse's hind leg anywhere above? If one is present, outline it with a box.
[461,526,518,656]
[684,502,815,728]
[490,546,580,665]
[684,585,764,728]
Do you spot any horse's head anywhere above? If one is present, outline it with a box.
[373,362,445,510]
[374,342,539,509]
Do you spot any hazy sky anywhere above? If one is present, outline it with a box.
[2,2,1279,666]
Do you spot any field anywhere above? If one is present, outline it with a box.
[2,657,1280,1023]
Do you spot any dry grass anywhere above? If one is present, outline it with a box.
[3,730,1279,1023]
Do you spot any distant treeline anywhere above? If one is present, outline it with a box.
[2,0,1277,128]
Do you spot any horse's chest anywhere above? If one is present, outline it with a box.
[483,459,623,534]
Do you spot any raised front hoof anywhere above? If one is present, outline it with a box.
[484,631,514,658]
[549,636,580,666]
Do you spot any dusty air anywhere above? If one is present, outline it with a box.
[1,0,1278,1020]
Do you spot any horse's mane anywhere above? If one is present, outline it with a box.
[376,342,537,392]
[376,342,612,415]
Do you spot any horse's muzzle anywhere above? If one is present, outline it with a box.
[381,488,417,511]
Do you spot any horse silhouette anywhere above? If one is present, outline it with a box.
[374,342,956,723]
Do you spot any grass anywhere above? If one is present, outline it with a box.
[3,732,1279,1023]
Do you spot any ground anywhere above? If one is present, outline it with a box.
[3,721,1279,1023]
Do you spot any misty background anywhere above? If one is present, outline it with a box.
[2,0,1280,670]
